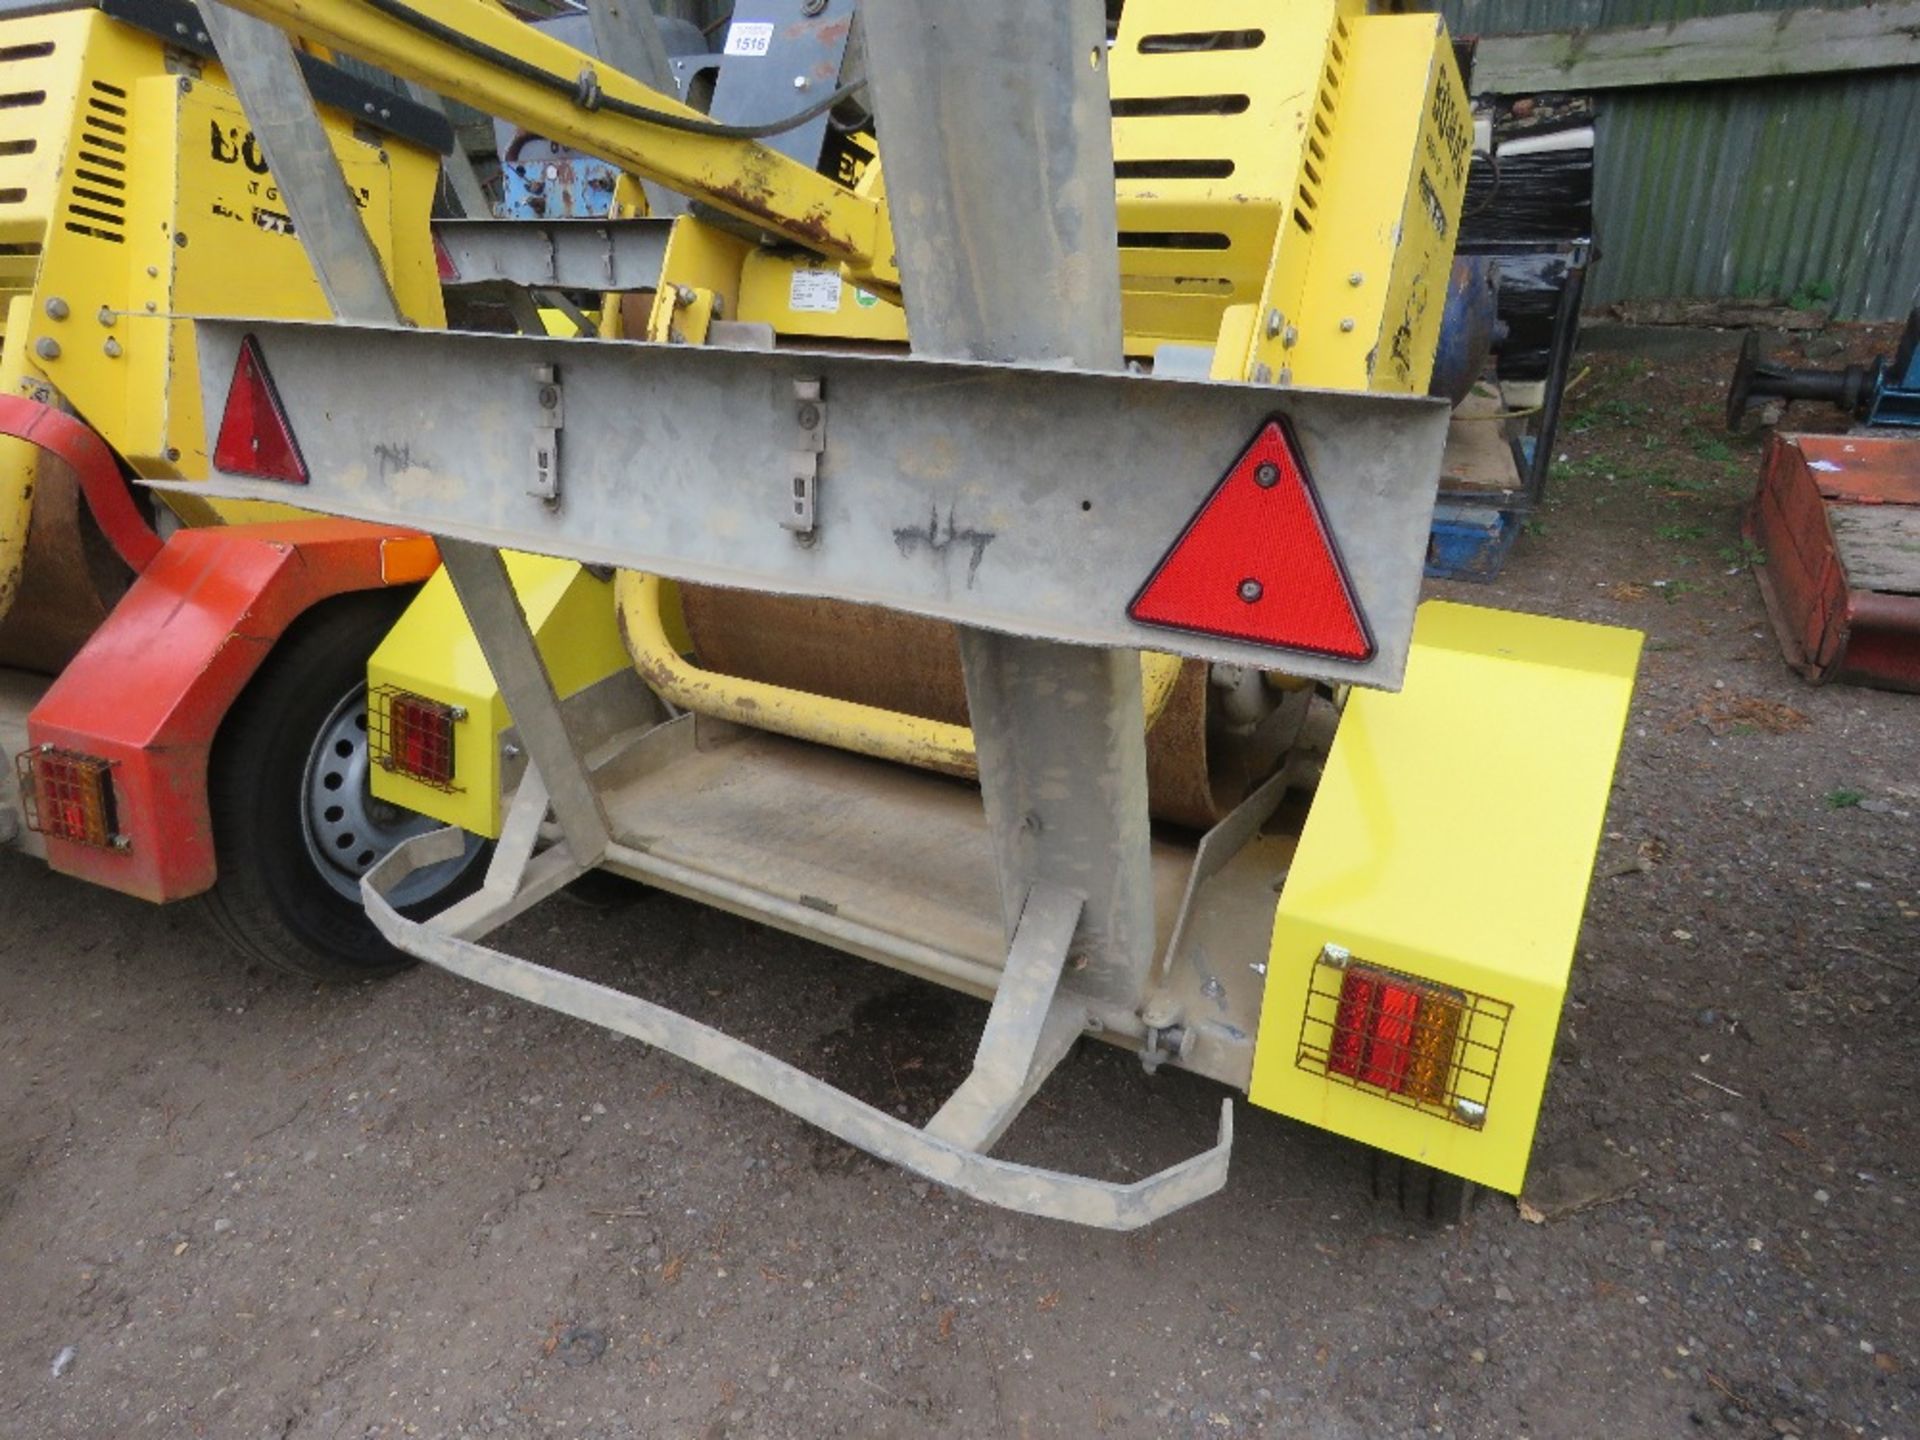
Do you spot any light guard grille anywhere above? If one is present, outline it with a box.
[1295,946,1510,1129]
[368,685,463,791]
[16,745,122,848]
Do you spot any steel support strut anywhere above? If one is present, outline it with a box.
[848,0,1230,1180]
[860,2,1167,1057]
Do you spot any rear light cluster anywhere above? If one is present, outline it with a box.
[369,687,464,790]
[1296,946,1509,1129]
[16,745,124,849]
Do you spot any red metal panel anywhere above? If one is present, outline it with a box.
[1801,432,1920,507]
[1748,431,1920,693]
[1838,593,1920,692]
[1748,434,1847,677]
[24,519,437,901]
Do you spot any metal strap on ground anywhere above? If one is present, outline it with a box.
[195,0,402,324]
[365,828,1231,1229]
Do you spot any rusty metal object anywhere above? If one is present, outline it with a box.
[0,447,131,674]
[680,587,1234,828]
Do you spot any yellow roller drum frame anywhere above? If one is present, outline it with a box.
[614,571,1185,782]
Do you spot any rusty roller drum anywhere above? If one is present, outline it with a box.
[677,587,1314,829]
[0,445,132,675]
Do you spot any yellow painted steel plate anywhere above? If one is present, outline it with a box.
[1249,600,1641,1193]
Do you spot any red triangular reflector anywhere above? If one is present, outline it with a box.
[433,232,459,281]
[1128,417,1372,661]
[213,336,307,485]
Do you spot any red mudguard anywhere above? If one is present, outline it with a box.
[25,519,438,901]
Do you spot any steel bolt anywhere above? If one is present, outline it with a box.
[43,296,67,320]
[34,337,59,361]
[796,402,822,430]
[801,0,827,13]
[1253,461,1279,488]
[792,75,809,90]
[1282,324,1298,348]
[673,284,697,307]
[102,337,121,358]
[1348,271,1364,287]
[98,305,116,327]
[537,385,560,409]
[1263,308,1283,338]
[1238,578,1263,603]
[1339,317,1355,333]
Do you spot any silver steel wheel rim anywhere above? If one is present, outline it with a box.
[300,685,483,906]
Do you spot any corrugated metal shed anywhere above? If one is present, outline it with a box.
[1439,0,1920,319]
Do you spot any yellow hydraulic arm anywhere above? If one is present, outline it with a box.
[205,0,897,291]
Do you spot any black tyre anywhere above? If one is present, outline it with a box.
[1369,1149,1479,1227]
[199,590,488,982]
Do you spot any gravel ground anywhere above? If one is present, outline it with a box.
[1,330,1916,1439]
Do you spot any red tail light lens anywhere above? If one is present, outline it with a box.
[1327,963,1463,1105]
[16,745,121,849]
[372,688,461,789]
[212,335,307,485]
[1128,417,1372,661]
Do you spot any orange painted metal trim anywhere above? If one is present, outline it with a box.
[25,519,440,901]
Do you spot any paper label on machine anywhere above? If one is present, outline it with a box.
[723,21,774,56]
[789,268,843,313]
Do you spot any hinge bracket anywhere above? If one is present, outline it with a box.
[530,363,563,506]
[785,376,825,536]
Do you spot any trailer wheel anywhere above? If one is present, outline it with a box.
[199,591,487,982]
[1370,1150,1479,1227]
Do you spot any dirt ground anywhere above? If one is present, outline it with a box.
[2,328,1917,1440]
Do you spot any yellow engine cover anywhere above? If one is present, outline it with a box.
[1249,602,1641,1194]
